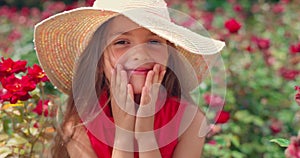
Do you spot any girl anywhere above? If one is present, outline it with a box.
[34,0,225,157]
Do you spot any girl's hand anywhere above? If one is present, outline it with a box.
[110,64,136,132]
[135,64,166,133]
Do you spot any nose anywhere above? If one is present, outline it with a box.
[130,44,152,61]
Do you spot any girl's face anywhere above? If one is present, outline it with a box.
[103,16,169,94]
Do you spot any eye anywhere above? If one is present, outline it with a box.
[149,40,161,45]
[114,40,130,45]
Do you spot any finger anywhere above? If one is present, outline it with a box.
[116,64,122,88]
[145,70,154,90]
[140,86,150,106]
[158,70,166,84]
[110,69,116,91]
[125,84,135,114]
[152,64,160,83]
[120,70,128,104]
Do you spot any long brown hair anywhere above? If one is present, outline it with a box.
[51,16,197,157]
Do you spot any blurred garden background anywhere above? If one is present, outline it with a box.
[0,0,300,157]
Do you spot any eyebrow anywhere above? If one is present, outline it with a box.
[110,31,158,37]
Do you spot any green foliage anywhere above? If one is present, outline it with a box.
[270,138,290,147]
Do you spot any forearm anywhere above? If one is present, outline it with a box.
[136,132,162,158]
[112,129,134,158]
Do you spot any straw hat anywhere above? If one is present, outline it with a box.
[34,0,225,94]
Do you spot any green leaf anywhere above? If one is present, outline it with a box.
[270,138,290,147]
[3,119,12,135]
[0,147,12,158]
[6,135,28,147]
[231,135,240,148]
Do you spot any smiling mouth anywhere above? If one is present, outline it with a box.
[126,68,152,75]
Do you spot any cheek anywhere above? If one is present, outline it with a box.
[152,49,169,67]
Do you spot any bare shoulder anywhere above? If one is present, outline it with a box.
[173,106,208,158]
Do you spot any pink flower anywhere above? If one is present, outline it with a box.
[182,17,195,27]
[269,118,283,135]
[295,86,300,106]
[8,29,22,42]
[290,43,300,55]
[186,0,195,10]
[30,8,41,18]
[224,18,242,34]
[279,67,299,81]
[200,12,214,30]
[245,45,254,53]
[285,135,300,158]
[215,111,230,124]
[233,4,243,13]
[272,4,285,14]
[207,140,217,145]
[41,11,52,20]
[203,93,225,107]
[20,7,30,17]
[252,36,271,50]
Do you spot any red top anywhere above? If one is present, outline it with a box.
[85,91,188,158]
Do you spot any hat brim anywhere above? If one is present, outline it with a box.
[34,7,225,94]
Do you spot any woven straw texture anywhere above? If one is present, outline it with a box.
[34,1,225,94]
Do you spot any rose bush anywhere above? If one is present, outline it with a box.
[1,0,300,157]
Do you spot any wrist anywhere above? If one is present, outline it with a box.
[114,127,134,152]
[135,131,159,152]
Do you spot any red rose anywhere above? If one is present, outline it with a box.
[32,100,55,117]
[20,7,30,17]
[233,4,243,12]
[1,75,36,103]
[224,18,242,34]
[252,37,271,50]
[295,86,300,106]
[245,45,254,53]
[269,119,283,135]
[215,111,230,124]
[279,67,299,81]
[27,64,49,83]
[272,4,285,14]
[0,57,27,79]
[290,43,300,55]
